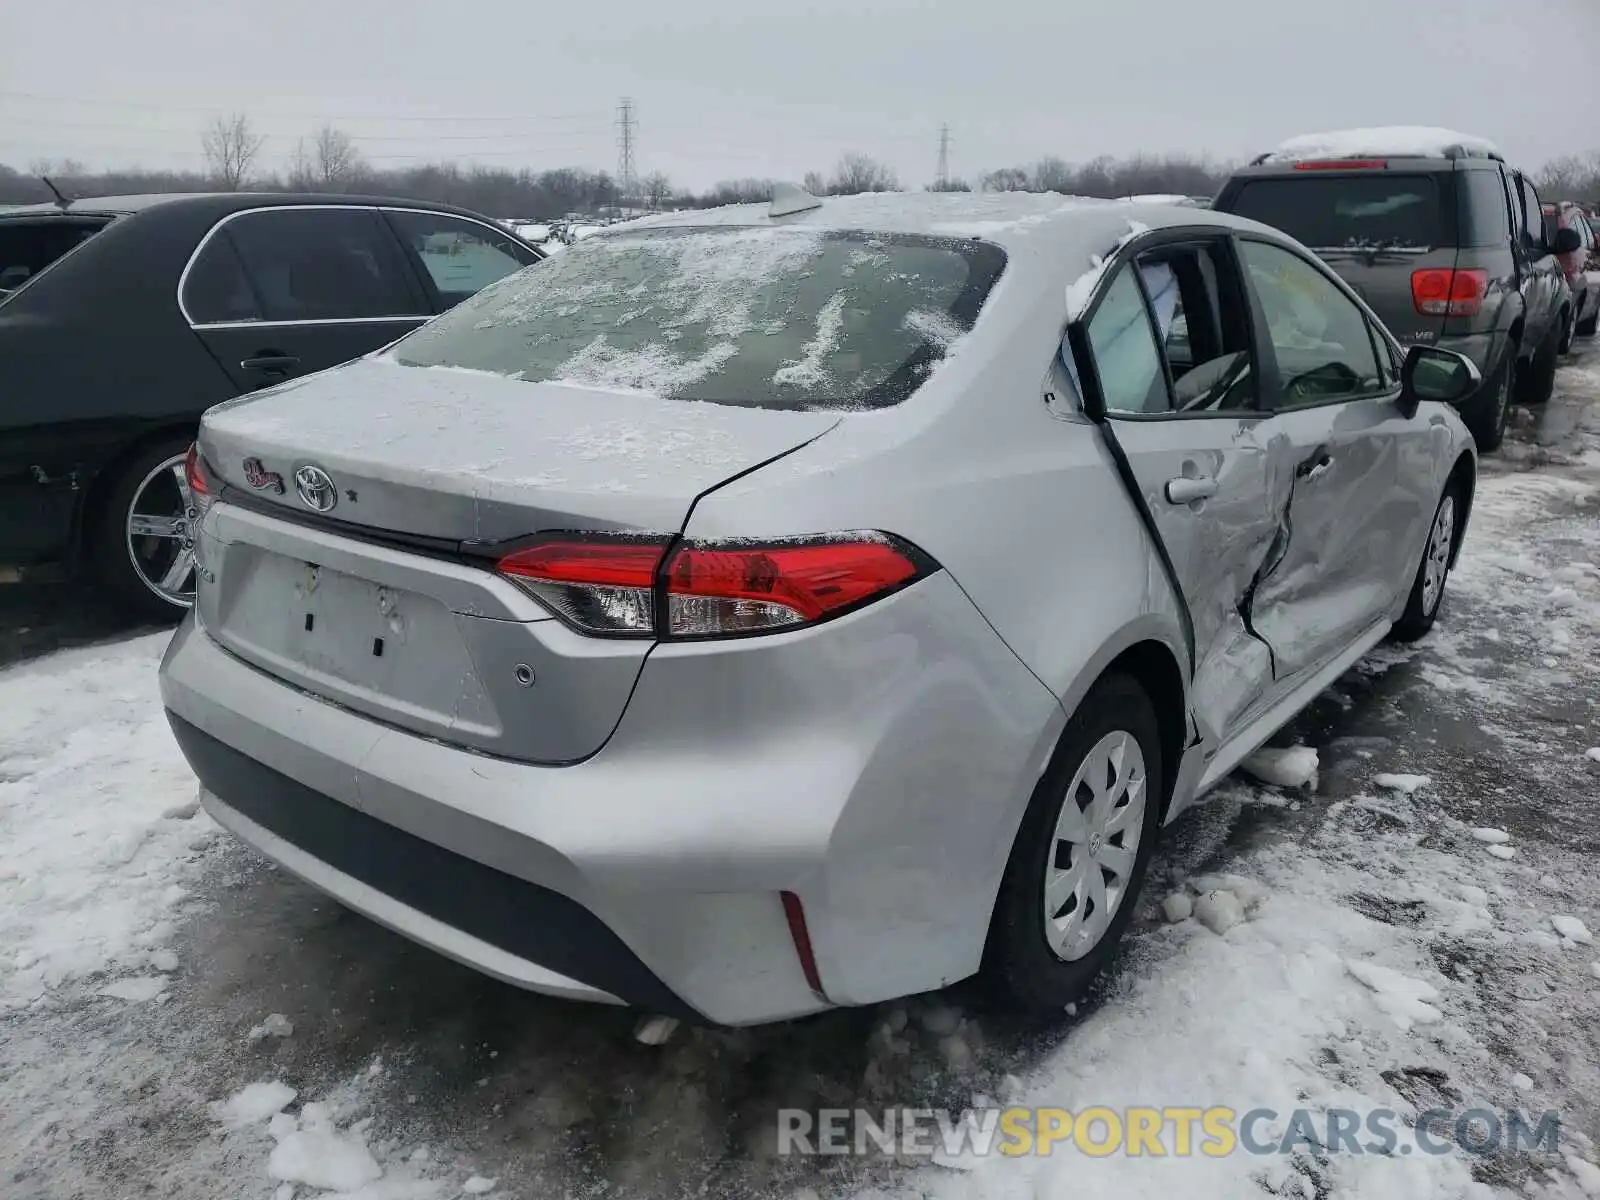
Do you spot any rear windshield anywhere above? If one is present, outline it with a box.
[391,227,1006,411]
[0,218,108,296]
[1227,174,1443,251]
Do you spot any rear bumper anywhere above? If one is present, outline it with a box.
[160,569,1061,1025]
[172,714,686,1014]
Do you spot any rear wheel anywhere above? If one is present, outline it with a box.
[89,433,200,622]
[1517,320,1561,406]
[1461,351,1513,452]
[1578,305,1598,339]
[1391,484,1460,642]
[1558,309,1575,355]
[985,672,1164,1013]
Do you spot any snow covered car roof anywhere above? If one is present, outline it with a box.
[1258,126,1502,164]
[621,191,1253,258]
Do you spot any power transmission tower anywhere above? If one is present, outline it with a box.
[936,124,951,189]
[616,97,639,209]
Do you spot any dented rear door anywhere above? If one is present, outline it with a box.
[1235,236,1432,681]
[1078,262,1284,747]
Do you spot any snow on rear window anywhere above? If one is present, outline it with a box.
[390,227,1005,411]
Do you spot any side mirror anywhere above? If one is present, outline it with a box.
[1400,345,1481,415]
[1553,226,1583,255]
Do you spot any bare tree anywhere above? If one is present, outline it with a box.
[202,113,265,190]
[802,170,828,197]
[926,178,972,193]
[981,167,1030,192]
[1031,156,1073,193]
[286,139,315,190]
[643,171,673,210]
[311,125,362,190]
[829,153,899,196]
[28,156,88,179]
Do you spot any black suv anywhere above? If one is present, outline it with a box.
[1215,141,1579,451]
[0,193,542,617]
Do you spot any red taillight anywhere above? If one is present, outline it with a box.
[184,443,210,498]
[781,891,825,998]
[1292,159,1387,171]
[665,538,923,637]
[1411,268,1488,316]
[496,538,666,636]
[495,533,931,638]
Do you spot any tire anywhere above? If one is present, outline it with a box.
[1460,351,1513,452]
[1516,320,1561,406]
[985,671,1165,1013]
[1391,483,1461,642]
[1558,310,1575,356]
[89,432,201,623]
[1578,308,1597,339]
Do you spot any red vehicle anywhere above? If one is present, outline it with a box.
[1543,201,1599,344]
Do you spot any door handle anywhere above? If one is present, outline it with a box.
[240,353,301,374]
[1165,476,1219,505]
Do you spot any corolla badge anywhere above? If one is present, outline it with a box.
[294,465,339,513]
[241,457,285,494]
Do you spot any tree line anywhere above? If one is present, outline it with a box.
[6,112,1598,216]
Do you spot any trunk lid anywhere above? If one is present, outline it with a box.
[193,356,838,763]
[199,356,840,544]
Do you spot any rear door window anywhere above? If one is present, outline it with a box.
[222,208,424,322]
[391,228,1006,411]
[384,210,538,310]
[1515,176,1546,250]
[1226,175,1443,252]
[182,233,262,324]
[1458,168,1513,248]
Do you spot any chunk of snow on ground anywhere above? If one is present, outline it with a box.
[1488,844,1517,860]
[463,1176,498,1194]
[99,975,166,1002]
[248,1013,295,1042]
[1553,916,1594,945]
[1241,745,1319,789]
[1161,892,1193,922]
[0,635,213,1012]
[210,1081,297,1128]
[1264,126,1501,163]
[1513,1072,1535,1091]
[1191,872,1270,913]
[1471,827,1511,844]
[1586,747,1600,763]
[1374,772,1431,794]
[149,948,178,972]
[1194,889,1245,935]
[1345,959,1443,1030]
[634,1015,679,1045]
[268,1128,383,1192]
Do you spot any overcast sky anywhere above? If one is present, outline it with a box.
[3,0,1597,190]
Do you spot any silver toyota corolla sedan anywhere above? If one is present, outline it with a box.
[160,191,1480,1026]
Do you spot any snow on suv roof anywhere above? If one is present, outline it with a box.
[1261,126,1502,164]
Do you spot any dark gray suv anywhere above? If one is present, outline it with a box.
[1215,141,1578,450]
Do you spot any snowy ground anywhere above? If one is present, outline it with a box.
[1,352,1598,1200]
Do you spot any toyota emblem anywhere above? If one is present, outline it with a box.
[294,465,338,513]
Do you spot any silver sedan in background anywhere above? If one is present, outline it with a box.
[160,191,1479,1026]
